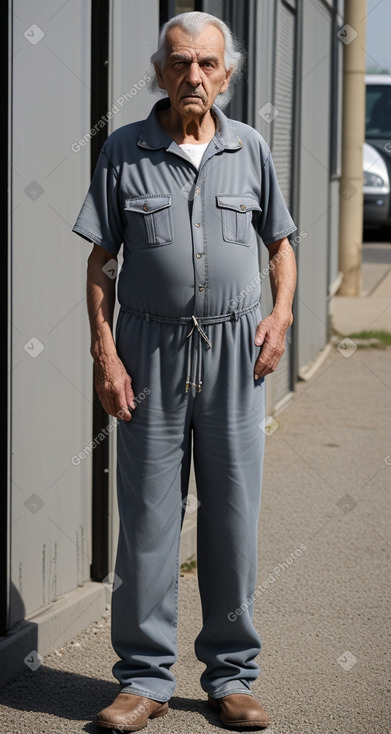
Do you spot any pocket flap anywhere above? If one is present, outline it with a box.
[216,194,262,213]
[124,195,171,214]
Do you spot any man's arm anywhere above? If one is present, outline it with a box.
[254,237,297,379]
[87,244,135,421]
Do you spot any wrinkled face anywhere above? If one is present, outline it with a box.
[155,23,232,117]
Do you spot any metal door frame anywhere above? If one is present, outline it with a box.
[2,0,11,636]
[90,0,111,582]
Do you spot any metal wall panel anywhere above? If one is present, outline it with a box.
[249,0,295,411]
[270,0,295,406]
[109,0,161,133]
[250,0,277,413]
[200,0,224,19]
[329,179,341,295]
[272,2,295,204]
[296,0,331,369]
[328,4,344,296]
[9,0,92,625]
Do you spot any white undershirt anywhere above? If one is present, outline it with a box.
[179,142,209,170]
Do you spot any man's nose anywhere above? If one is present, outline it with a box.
[186,62,202,87]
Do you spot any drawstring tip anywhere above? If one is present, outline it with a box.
[185,381,202,393]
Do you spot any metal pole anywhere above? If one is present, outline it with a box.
[338,0,367,296]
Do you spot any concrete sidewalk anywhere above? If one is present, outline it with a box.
[331,239,391,334]
[0,242,390,733]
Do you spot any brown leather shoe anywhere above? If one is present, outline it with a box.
[208,693,270,730]
[95,693,169,731]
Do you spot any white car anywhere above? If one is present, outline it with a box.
[364,75,391,227]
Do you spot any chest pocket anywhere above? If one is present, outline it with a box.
[124,195,173,246]
[216,194,262,246]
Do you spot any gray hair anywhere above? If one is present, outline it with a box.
[149,11,244,108]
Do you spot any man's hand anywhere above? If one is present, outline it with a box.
[254,311,292,379]
[94,355,136,421]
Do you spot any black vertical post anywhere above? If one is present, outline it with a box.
[291,0,303,388]
[223,0,249,122]
[1,0,10,636]
[160,0,176,25]
[90,0,110,581]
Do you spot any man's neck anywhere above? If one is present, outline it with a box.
[157,105,216,145]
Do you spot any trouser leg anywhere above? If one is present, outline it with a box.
[192,310,266,698]
[111,314,191,702]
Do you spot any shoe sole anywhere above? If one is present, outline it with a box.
[94,703,168,731]
[220,719,270,730]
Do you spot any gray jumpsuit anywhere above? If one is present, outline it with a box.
[73,98,296,703]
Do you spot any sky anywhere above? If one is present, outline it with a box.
[366,0,391,73]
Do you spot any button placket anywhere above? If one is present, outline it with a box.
[191,178,206,313]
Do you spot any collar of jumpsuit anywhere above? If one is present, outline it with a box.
[137,97,244,153]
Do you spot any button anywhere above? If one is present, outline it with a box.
[194,222,200,228]
[143,204,149,212]
[238,138,243,146]
[198,286,205,292]
[240,204,246,211]
[196,253,202,259]
[195,188,201,194]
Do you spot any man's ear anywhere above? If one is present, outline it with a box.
[220,66,233,94]
[154,63,166,91]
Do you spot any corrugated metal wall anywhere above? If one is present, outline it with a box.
[328,0,344,298]
[249,0,295,412]
[247,0,341,395]
[272,2,295,204]
[9,0,92,625]
[270,0,296,405]
[296,0,333,369]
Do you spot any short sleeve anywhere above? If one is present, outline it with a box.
[257,151,297,246]
[72,147,124,255]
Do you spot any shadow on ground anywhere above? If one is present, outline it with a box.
[0,666,220,731]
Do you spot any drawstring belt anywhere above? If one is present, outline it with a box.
[121,301,259,395]
[185,315,212,394]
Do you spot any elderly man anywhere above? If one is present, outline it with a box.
[73,10,296,731]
